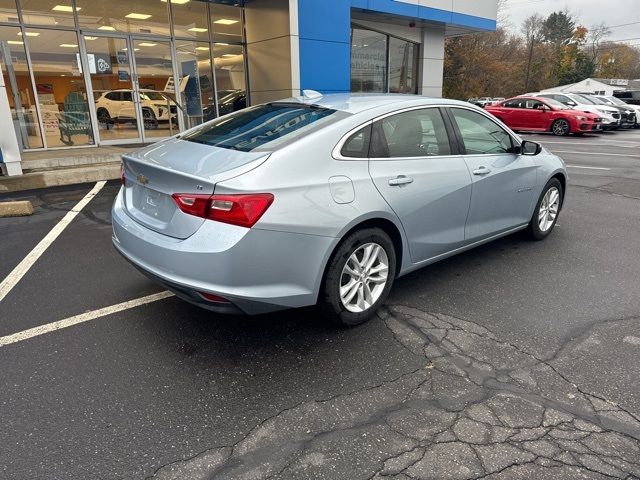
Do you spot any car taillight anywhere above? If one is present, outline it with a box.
[120,163,126,186]
[172,193,274,228]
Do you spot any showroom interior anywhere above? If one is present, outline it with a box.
[0,0,246,151]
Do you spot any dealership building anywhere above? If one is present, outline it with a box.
[0,0,497,176]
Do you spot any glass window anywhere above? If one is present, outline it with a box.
[182,103,340,152]
[171,0,209,41]
[0,25,43,148]
[450,108,514,155]
[214,43,246,115]
[388,36,418,94]
[376,108,451,158]
[351,28,387,93]
[210,4,242,44]
[19,0,76,27]
[524,99,544,109]
[340,124,371,158]
[0,0,18,23]
[175,41,215,127]
[503,99,522,108]
[26,28,94,147]
[76,0,169,35]
[132,39,176,138]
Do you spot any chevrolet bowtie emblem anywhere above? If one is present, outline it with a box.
[137,174,149,185]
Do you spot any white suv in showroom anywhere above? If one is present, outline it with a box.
[95,89,176,129]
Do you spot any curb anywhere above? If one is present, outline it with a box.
[0,200,34,217]
[0,163,120,193]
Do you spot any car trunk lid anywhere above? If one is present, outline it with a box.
[121,138,270,239]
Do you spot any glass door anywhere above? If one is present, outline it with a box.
[130,37,179,141]
[83,34,143,144]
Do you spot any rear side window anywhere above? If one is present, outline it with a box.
[449,108,514,155]
[372,108,451,158]
[340,124,371,158]
[105,92,120,101]
[122,91,133,102]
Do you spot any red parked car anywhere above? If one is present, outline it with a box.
[486,96,603,136]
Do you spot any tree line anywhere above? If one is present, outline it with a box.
[443,9,640,100]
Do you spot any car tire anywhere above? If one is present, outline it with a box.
[142,109,158,130]
[551,119,570,136]
[527,178,563,241]
[97,108,112,130]
[320,228,396,327]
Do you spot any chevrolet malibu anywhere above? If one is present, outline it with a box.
[112,93,567,326]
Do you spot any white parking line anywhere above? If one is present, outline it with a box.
[567,165,611,170]
[552,150,639,158]
[0,291,174,347]
[0,181,106,304]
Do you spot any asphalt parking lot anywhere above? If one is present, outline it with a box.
[1,128,640,480]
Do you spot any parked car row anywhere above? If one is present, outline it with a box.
[467,97,504,108]
[482,92,639,136]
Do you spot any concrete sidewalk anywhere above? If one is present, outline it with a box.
[0,145,134,193]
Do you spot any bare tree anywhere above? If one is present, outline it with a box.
[522,14,544,91]
[586,23,611,64]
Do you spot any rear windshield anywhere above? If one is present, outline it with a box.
[182,103,343,152]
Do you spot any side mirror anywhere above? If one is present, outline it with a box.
[520,140,542,156]
[567,101,577,106]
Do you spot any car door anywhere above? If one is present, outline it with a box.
[120,91,136,120]
[517,99,545,130]
[368,107,472,263]
[499,99,522,128]
[445,106,538,242]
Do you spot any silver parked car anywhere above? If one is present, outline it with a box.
[112,93,567,325]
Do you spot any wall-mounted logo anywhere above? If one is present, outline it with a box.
[97,58,111,73]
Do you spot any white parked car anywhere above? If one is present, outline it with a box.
[537,93,621,130]
[596,95,640,128]
[95,89,175,129]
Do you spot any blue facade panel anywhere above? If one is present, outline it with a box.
[299,39,351,93]
[297,0,351,93]
[350,0,496,31]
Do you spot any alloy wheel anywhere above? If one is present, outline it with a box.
[538,186,560,232]
[553,120,569,136]
[339,243,389,313]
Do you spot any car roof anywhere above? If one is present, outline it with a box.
[274,93,472,114]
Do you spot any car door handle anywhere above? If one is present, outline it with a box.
[473,166,492,176]
[388,175,414,186]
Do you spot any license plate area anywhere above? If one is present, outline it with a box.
[131,184,175,223]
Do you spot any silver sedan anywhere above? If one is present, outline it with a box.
[112,93,567,325]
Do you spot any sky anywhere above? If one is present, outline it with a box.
[501,0,640,48]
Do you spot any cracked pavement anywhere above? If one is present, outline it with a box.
[1,131,640,479]
[150,306,640,480]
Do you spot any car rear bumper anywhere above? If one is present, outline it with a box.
[112,189,336,315]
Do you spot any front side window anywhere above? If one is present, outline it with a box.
[182,103,342,152]
[450,108,514,155]
[525,99,545,109]
[503,99,522,108]
[373,108,451,158]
